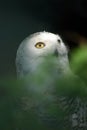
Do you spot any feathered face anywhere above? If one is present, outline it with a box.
[16,32,70,78]
[25,32,67,57]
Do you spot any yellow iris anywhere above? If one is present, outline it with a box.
[35,42,45,49]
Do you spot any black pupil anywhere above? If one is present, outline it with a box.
[39,44,41,47]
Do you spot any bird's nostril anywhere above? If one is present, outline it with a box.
[57,39,61,44]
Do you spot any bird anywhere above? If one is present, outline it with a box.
[16,31,70,78]
[15,31,87,130]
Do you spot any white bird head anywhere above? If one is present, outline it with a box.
[16,31,70,78]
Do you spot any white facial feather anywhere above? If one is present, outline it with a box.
[16,31,70,78]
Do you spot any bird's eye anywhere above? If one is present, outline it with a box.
[35,42,45,49]
[57,39,61,44]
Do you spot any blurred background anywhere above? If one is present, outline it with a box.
[0,0,87,77]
